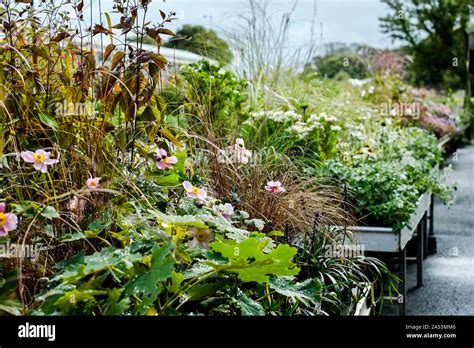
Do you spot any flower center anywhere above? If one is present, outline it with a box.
[33,153,46,162]
[195,231,208,242]
[191,187,201,195]
[0,213,7,226]
[163,157,171,164]
[90,181,97,187]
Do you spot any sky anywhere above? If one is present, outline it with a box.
[84,0,397,51]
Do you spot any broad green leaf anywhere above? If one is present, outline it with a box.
[150,211,209,229]
[209,237,300,283]
[122,241,175,314]
[238,292,265,316]
[40,206,60,219]
[269,276,321,306]
[182,263,214,280]
[152,172,180,186]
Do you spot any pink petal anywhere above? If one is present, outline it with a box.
[198,241,210,250]
[40,165,49,173]
[36,149,50,158]
[157,148,167,157]
[157,161,166,170]
[198,189,207,200]
[183,181,193,192]
[0,203,4,213]
[0,226,7,236]
[44,158,59,165]
[168,156,178,164]
[187,239,199,249]
[33,162,44,171]
[21,151,36,163]
[4,214,18,231]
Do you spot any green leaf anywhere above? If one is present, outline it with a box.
[187,280,230,300]
[140,105,161,123]
[244,218,265,231]
[267,230,285,237]
[150,211,209,229]
[269,276,321,306]
[152,172,180,186]
[238,292,265,316]
[39,113,59,130]
[167,272,184,294]
[40,206,60,219]
[122,241,175,314]
[209,237,300,283]
[60,231,86,242]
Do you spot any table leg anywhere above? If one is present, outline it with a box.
[417,220,424,287]
[399,248,407,316]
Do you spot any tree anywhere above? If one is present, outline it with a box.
[379,0,471,88]
[304,53,369,80]
[164,25,233,65]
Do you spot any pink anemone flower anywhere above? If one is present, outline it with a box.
[155,148,178,170]
[183,181,207,200]
[0,203,18,236]
[265,181,286,193]
[222,203,234,219]
[86,177,101,189]
[187,227,214,250]
[21,149,59,173]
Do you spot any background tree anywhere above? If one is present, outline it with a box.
[379,0,471,89]
[164,24,233,65]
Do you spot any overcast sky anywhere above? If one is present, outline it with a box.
[83,0,396,50]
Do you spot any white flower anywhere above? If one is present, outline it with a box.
[401,152,416,167]
[348,78,369,87]
[387,132,398,144]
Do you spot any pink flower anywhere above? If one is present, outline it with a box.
[222,203,234,219]
[86,177,100,189]
[265,181,286,193]
[183,181,207,200]
[225,138,252,164]
[155,148,178,170]
[187,227,214,250]
[0,203,18,236]
[21,149,59,173]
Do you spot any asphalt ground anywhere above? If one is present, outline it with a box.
[406,144,474,315]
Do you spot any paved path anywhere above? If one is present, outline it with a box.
[407,144,474,315]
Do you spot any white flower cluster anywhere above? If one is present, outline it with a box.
[287,121,318,138]
[308,112,338,123]
[250,110,302,123]
[287,112,341,139]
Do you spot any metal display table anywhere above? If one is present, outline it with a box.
[344,193,432,315]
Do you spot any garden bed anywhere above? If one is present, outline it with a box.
[346,192,431,253]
